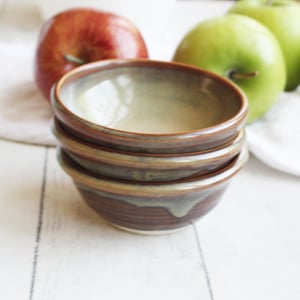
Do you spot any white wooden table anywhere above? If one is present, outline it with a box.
[1,1,300,300]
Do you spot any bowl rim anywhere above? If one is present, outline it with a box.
[52,117,246,169]
[52,58,248,140]
[57,145,249,196]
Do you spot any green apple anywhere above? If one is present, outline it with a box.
[228,0,300,91]
[172,14,286,123]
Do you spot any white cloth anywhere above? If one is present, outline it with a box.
[0,3,55,146]
[246,92,300,177]
[0,40,55,146]
[0,1,300,177]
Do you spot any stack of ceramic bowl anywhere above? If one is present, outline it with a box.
[51,59,249,235]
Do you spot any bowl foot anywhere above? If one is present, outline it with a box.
[111,223,191,236]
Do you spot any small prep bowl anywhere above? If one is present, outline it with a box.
[52,117,246,182]
[57,146,249,234]
[51,59,248,154]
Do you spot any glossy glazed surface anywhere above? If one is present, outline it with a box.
[52,117,246,182]
[52,59,248,153]
[61,63,238,133]
[57,146,249,233]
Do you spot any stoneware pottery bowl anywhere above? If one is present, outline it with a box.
[52,117,246,182]
[57,146,249,234]
[51,59,248,154]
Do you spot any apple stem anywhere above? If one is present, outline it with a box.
[228,70,258,81]
[64,54,86,65]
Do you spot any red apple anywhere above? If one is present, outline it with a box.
[34,8,149,101]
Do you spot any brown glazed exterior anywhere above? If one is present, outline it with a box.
[51,59,248,154]
[52,117,246,182]
[57,146,249,233]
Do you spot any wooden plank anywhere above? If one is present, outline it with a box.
[0,140,46,299]
[195,156,300,300]
[31,148,212,300]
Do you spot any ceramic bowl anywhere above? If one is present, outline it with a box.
[51,59,248,154]
[57,146,249,234]
[52,117,246,182]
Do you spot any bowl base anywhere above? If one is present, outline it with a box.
[112,223,191,236]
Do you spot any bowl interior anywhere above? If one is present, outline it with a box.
[57,60,244,135]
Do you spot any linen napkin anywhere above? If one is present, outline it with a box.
[246,91,300,177]
[0,3,55,146]
[0,39,55,146]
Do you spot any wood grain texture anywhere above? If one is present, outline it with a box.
[0,140,45,299]
[30,148,212,300]
[196,156,300,300]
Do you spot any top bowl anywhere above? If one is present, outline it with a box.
[51,59,248,154]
